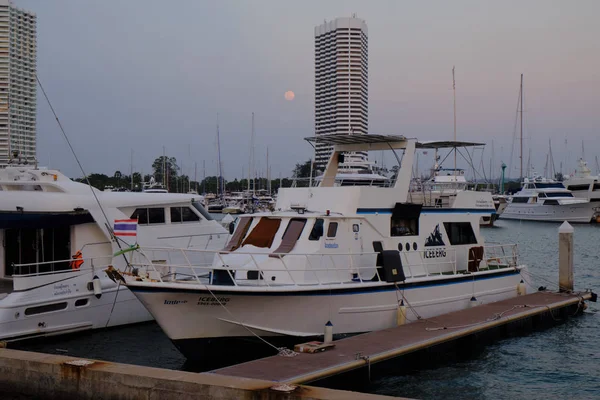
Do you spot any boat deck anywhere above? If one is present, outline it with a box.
[212,291,594,384]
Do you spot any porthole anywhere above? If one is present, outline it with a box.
[413,242,418,251]
[75,298,89,307]
[405,243,410,251]
[398,243,403,251]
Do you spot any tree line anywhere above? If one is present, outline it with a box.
[75,156,314,194]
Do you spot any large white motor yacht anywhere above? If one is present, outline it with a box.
[563,159,600,207]
[0,164,229,342]
[119,135,528,362]
[502,175,597,223]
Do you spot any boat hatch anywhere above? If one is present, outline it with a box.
[224,217,252,251]
[270,218,306,256]
[241,218,281,248]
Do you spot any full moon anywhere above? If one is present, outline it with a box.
[284,90,295,101]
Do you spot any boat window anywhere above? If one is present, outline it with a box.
[443,222,477,246]
[148,208,165,224]
[192,201,213,220]
[545,192,573,198]
[5,227,71,276]
[181,207,200,222]
[327,222,338,238]
[131,208,148,224]
[511,197,530,203]
[271,218,307,256]
[241,218,282,248]
[391,203,421,237]
[538,193,546,198]
[171,207,200,223]
[308,218,324,241]
[223,217,252,251]
[567,184,590,191]
[24,302,68,316]
[593,184,600,191]
[170,207,182,223]
[544,200,559,205]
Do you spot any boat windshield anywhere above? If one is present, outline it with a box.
[533,183,564,189]
[544,192,573,198]
[192,201,213,220]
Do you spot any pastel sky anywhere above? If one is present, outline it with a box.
[17,0,600,180]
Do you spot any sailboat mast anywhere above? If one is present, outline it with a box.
[130,149,133,191]
[216,114,223,198]
[520,73,524,179]
[249,112,255,195]
[452,66,457,177]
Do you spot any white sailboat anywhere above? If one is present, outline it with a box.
[119,134,527,361]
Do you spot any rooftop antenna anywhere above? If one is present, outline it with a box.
[452,66,457,180]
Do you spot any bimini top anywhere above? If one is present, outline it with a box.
[305,134,407,146]
[416,140,485,149]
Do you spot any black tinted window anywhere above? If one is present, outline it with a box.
[148,208,165,224]
[170,207,182,223]
[181,207,200,222]
[309,219,324,241]
[131,208,148,224]
[327,222,338,238]
[443,222,477,245]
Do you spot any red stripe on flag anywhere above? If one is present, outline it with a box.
[115,232,137,236]
[114,219,137,223]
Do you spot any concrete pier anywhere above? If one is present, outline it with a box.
[0,348,401,400]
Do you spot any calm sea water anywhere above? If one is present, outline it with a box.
[9,219,600,399]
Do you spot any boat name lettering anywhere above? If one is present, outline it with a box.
[53,283,72,296]
[475,199,493,208]
[423,248,447,258]
[197,297,230,306]
[163,300,188,305]
[324,243,339,249]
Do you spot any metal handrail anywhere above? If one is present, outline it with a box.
[128,244,520,287]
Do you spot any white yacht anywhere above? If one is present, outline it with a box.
[502,175,597,223]
[409,141,499,226]
[119,135,528,361]
[563,158,600,206]
[0,164,229,342]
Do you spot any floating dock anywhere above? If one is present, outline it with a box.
[213,291,596,385]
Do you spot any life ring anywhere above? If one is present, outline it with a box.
[70,250,83,270]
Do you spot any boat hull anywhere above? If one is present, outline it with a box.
[501,202,595,223]
[129,267,527,361]
[0,271,153,341]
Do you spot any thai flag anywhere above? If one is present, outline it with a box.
[113,219,138,237]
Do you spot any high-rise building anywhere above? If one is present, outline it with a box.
[314,16,368,171]
[0,0,36,166]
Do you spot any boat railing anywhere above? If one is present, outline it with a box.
[155,231,231,249]
[11,255,114,278]
[290,177,394,188]
[126,244,519,288]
